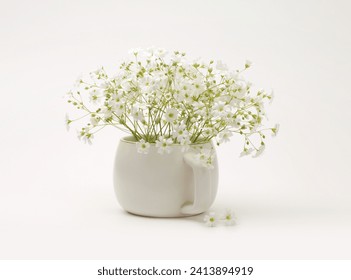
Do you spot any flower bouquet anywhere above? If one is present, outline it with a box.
[66,47,278,217]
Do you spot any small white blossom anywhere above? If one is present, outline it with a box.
[92,67,103,76]
[114,102,125,117]
[164,108,178,123]
[155,136,173,154]
[89,90,102,104]
[217,129,233,144]
[132,106,144,121]
[272,124,280,136]
[74,75,83,87]
[252,145,265,158]
[269,89,274,104]
[136,139,150,154]
[245,59,252,69]
[155,48,167,58]
[222,209,235,226]
[194,148,215,169]
[180,137,191,152]
[90,115,100,127]
[216,60,228,71]
[173,123,189,142]
[212,101,230,117]
[240,148,254,157]
[128,48,142,56]
[170,52,183,63]
[204,212,217,227]
[65,114,71,131]
[78,128,94,145]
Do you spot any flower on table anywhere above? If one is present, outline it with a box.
[222,208,235,226]
[155,136,173,154]
[136,139,150,154]
[204,209,236,227]
[204,212,217,227]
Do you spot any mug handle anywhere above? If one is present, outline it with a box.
[181,152,214,215]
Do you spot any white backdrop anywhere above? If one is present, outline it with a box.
[0,0,350,259]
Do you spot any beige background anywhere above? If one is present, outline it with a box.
[0,0,350,259]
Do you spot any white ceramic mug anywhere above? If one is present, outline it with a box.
[113,136,218,217]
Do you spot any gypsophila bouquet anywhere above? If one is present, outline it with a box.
[66,47,278,158]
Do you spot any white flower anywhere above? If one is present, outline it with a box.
[180,137,191,152]
[84,134,94,145]
[65,114,71,131]
[89,89,102,104]
[170,52,183,63]
[164,108,178,123]
[90,115,100,127]
[98,80,109,89]
[204,212,217,227]
[252,145,265,158]
[128,48,142,56]
[121,80,132,91]
[136,139,150,154]
[173,123,189,142]
[203,127,218,138]
[240,148,254,157]
[145,46,157,58]
[216,60,228,71]
[155,48,167,58]
[212,101,230,117]
[132,106,144,121]
[74,74,83,87]
[245,59,252,68]
[191,77,206,96]
[269,89,274,104]
[78,128,94,145]
[217,129,233,144]
[272,124,280,136]
[113,102,125,117]
[92,67,103,76]
[155,136,173,154]
[222,209,235,226]
[101,106,113,118]
[194,148,215,169]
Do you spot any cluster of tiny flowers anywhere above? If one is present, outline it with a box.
[203,209,235,227]
[66,47,277,159]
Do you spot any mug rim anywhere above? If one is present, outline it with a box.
[120,135,211,146]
